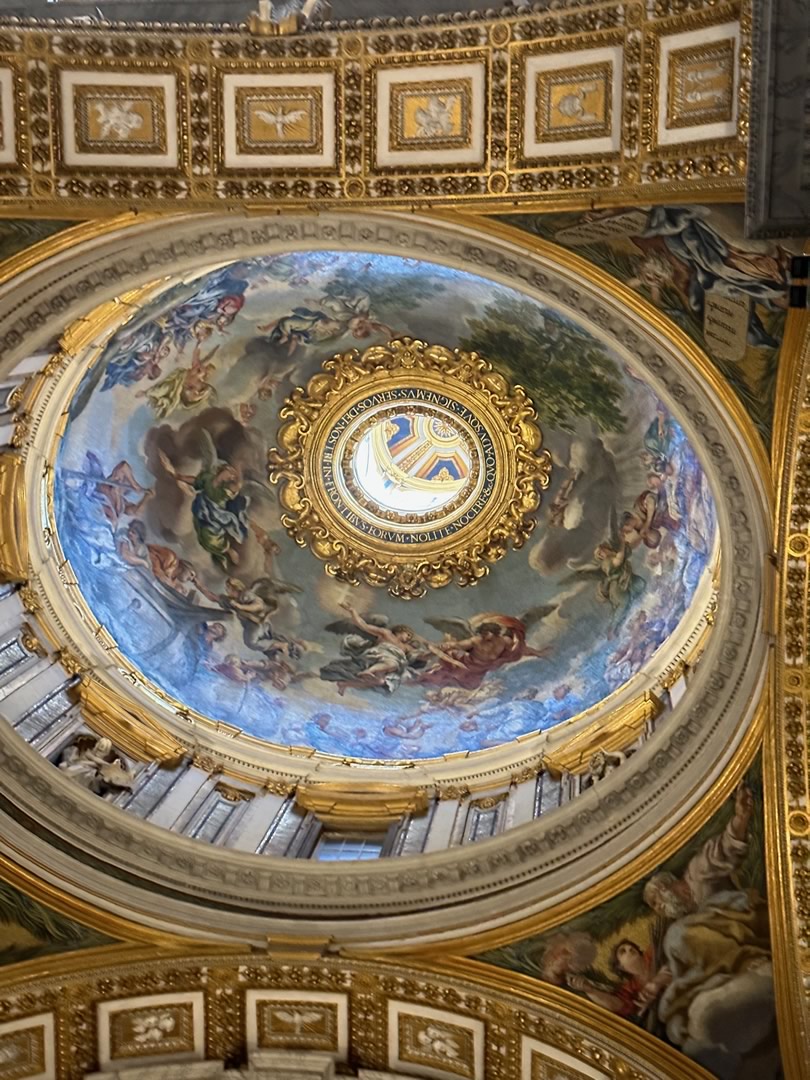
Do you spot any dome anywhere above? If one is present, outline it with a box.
[51,247,715,762]
[0,210,768,952]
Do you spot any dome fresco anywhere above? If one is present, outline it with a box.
[53,251,716,761]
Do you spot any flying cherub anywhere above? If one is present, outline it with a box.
[256,361,296,401]
[415,95,455,137]
[94,100,143,140]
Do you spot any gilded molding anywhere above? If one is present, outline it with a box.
[0,4,750,217]
[767,300,810,1080]
[0,947,715,1080]
[78,677,186,765]
[543,691,662,775]
[19,621,47,658]
[214,781,256,804]
[0,209,771,950]
[268,337,551,598]
[295,782,429,830]
[0,452,28,583]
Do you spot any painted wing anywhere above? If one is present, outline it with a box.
[242,476,275,500]
[192,427,218,472]
[520,604,558,630]
[254,108,283,125]
[324,612,389,639]
[423,616,473,640]
[251,576,303,600]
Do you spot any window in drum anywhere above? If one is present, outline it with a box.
[312,832,385,862]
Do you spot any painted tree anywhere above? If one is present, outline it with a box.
[461,296,627,434]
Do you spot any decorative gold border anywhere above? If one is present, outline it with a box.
[256,997,339,1051]
[646,3,746,158]
[389,77,474,153]
[509,29,625,172]
[51,61,186,175]
[367,50,489,176]
[0,57,29,175]
[212,59,341,177]
[268,338,551,597]
[766,291,810,1079]
[0,1024,46,1080]
[0,3,749,212]
[234,85,324,155]
[665,38,736,130]
[534,61,613,144]
[72,83,168,156]
[0,946,717,1080]
[108,1000,196,1059]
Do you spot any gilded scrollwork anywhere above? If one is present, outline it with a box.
[268,338,551,599]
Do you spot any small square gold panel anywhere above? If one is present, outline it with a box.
[0,1027,46,1080]
[667,38,735,128]
[73,84,167,154]
[256,1000,339,1052]
[389,78,473,152]
[535,62,612,142]
[235,86,323,154]
[397,1012,476,1080]
[108,1002,195,1060]
[530,1049,595,1080]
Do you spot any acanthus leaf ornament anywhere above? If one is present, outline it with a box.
[268,338,551,598]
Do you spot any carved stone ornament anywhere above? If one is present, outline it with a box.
[268,338,551,598]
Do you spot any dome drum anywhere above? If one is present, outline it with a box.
[0,210,768,947]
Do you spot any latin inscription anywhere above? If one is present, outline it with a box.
[321,388,497,543]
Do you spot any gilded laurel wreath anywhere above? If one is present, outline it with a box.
[268,338,551,598]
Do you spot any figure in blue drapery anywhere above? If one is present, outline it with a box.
[640,206,789,347]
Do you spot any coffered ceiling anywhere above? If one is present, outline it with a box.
[0,1,747,216]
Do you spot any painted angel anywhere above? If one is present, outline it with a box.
[256,361,296,401]
[138,342,219,419]
[157,430,271,571]
[101,322,173,391]
[257,285,393,355]
[417,607,556,691]
[563,508,645,636]
[319,602,430,696]
[219,574,302,658]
